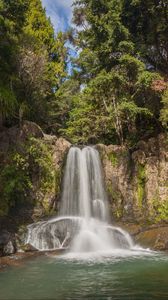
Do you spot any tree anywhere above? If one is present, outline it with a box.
[0,0,69,130]
[122,0,168,74]
[0,0,28,126]
[62,0,167,144]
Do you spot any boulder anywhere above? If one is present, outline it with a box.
[135,226,168,250]
[22,243,38,252]
[53,137,71,167]
[20,121,44,139]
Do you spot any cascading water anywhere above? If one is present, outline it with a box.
[27,146,135,253]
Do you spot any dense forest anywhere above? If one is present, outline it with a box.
[0,0,167,145]
[0,0,68,130]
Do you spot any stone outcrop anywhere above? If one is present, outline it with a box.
[135,226,168,251]
[97,133,168,224]
[118,223,168,251]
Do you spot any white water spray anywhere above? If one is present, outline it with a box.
[27,147,135,253]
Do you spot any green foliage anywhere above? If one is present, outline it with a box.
[0,0,68,129]
[24,0,55,51]
[16,1,68,127]
[0,0,167,143]
[122,0,168,73]
[0,152,32,216]
[65,0,167,144]
[0,84,17,120]
[119,54,144,80]
[0,0,28,124]
[50,79,80,133]
[63,66,156,144]
[0,137,55,217]
[27,138,55,192]
[62,94,97,144]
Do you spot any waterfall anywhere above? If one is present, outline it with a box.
[27,147,134,253]
[59,147,109,221]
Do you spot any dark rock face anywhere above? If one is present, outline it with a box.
[0,231,16,256]
[0,121,44,154]
[97,133,168,224]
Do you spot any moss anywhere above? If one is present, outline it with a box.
[115,209,123,219]
[136,164,146,207]
[153,198,168,222]
[107,151,118,166]
[107,184,123,219]
[137,185,144,207]
[42,197,51,214]
[107,184,119,201]
[157,201,168,222]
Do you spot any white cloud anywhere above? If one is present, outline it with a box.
[42,0,74,32]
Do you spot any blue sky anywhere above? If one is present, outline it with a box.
[42,0,74,32]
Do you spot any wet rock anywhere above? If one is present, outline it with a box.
[0,231,16,256]
[3,241,15,256]
[53,137,71,167]
[117,223,142,236]
[135,227,168,250]
[22,243,38,252]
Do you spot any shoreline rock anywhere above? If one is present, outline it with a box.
[117,222,168,251]
[0,248,67,271]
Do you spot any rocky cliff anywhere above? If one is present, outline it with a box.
[0,122,71,255]
[96,134,168,250]
[0,124,168,255]
[97,134,168,225]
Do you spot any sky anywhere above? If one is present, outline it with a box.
[42,0,74,32]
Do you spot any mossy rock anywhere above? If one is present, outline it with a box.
[107,151,118,166]
[136,163,146,207]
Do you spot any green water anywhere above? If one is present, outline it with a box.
[0,251,168,300]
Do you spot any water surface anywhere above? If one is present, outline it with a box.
[0,251,168,300]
